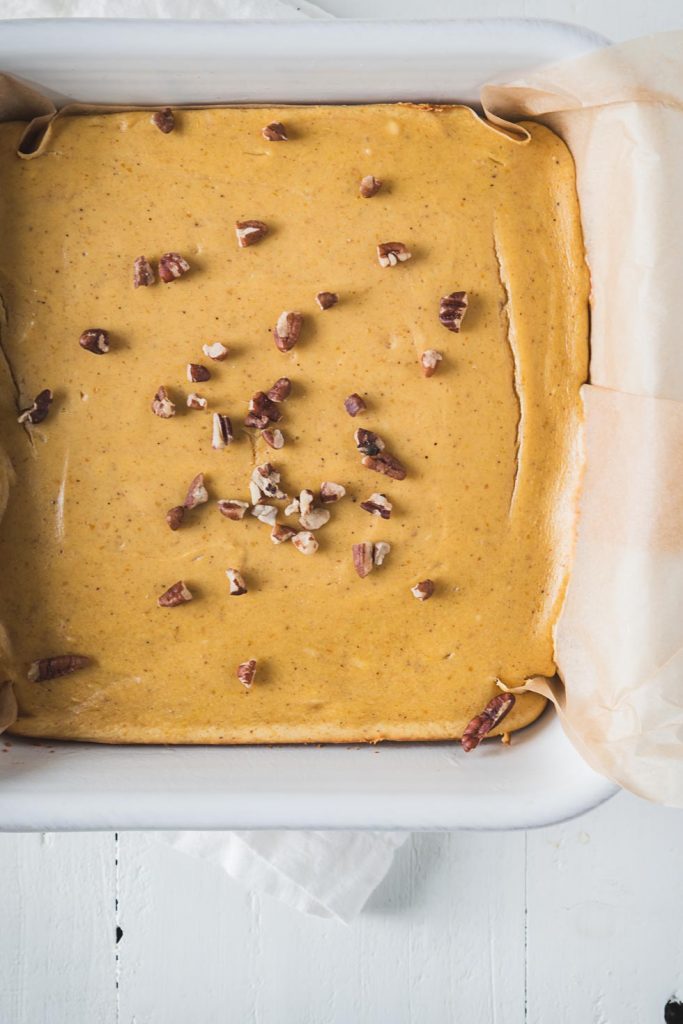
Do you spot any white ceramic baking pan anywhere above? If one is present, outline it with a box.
[0,17,617,831]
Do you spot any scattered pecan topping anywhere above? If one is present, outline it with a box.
[187,363,211,383]
[187,393,207,410]
[151,107,175,134]
[212,413,233,449]
[316,291,338,310]
[284,497,300,517]
[202,341,229,361]
[271,523,297,544]
[354,428,385,456]
[248,391,282,425]
[462,692,516,752]
[300,505,330,531]
[411,579,435,601]
[298,490,313,516]
[251,464,286,500]
[158,252,190,283]
[273,311,303,352]
[158,580,193,607]
[420,350,443,377]
[28,654,91,682]
[217,499,249,520]
[352,541,374,578]
[377,242,412,268]
[183,473,208,510]
[344,393,366,417]
[267,377,292,403]
[360,175,382,198]
[245,412,270,430]
[17,389,53,425]
[263,428,285,450]
[360,492,392,519]
[235,220,269,248]
[226,567,248,596]
[237,658,257,689]
[133,255,155,287]
[292,531,318,555]
[439,291,468,333]
[79,328,109,355]
[151,386,176,419]
[166,505,185,530]
[262,121,288,141]
[362,452,406,480]
[320,481,346,504]
[251,503,278,526]
[373,541,391,566]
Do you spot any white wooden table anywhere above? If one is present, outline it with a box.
[3,3,683,1023]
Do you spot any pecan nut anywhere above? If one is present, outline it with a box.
[316,291,339,310]
[263,428,285,450]
[202,342,229,361]
[133,255,155,287]
[184,473,209,510]
[439,291,468,333]
[362,452,406,480]
[28,654,91,682]
[420,350,443,377]
[151,108,175,134]
[360,175,382,198]
[352,542,374,578]
[267,377,292,403]
[461,692,516,752]
[79,328,110,355]
[373,541,391,566]
[273,311,303,352]
[158,581,193,607]
[237,659,257,689]
[344,393,366,417]
[166,505,185,530]
[187,363,211,383]
[212,413,233,449]
[271,523,297,544]
[17,389,53,425]
[262,122,287,141]
[187,393,207,410]
[248,391,282,425]
[360,493,392,519]
[158,252,190,283]
[320,482,346,504]
[251,504,278,526]
[354,428,385,456]
[151,386,176,418]
[377,242,412,267]
[217,499,249,521]
[226,568,248,596]
[292,531,319,555]
[411,579,435,601]
[235,220,269,248]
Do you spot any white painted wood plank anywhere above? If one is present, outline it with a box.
[0,831,117,1024]
[526,792,683,1024]
[116,830,526,1024]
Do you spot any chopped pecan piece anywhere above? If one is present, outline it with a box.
[79,328,109,355]
[273,311,303,353]
[299,489,314,516]
[237,659,257,689]
[420,350,443,377]
[183,473,208,510]
[158,580,193,607]
[187,393,207,410]
[271,523,297,544]
[377,242,412,268]
[262,121,288,141]
[344,393,366,417]
[158,252,190,283]
[267,377,292,403]
[360,493,392,519]
[251,503,278,526]
[352,541,374,578]
[17,389,53,425]
[300,506,330,531]
[354,428,385,456]
[439,291,468,333]
[411,579,435,601]
[133,255,155,287]
[226,567,248,596]
[248,391,282,425]
[263,428,285,450]
[252,464,286,500]
[462,692,516,752]
[212,414,233,449]
[316,291,338,310]
[217,499,249,520]
[320,481,346,504]
[166,505,185,530]
[187,363,211,383]
[28,654,91,682]
[151,107,175,134]
[362,452,406,480]
[284,497,300,517]
[359,175,382,198]
[373,541,391,566]
[292,531,318,555]
[202,341,229,361]
[151,386,176,419]
[235,219,269,248]
[245,412,270,430]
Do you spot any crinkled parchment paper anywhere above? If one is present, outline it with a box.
[2,32,683,804]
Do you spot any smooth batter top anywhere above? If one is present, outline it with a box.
[0,104,588,744]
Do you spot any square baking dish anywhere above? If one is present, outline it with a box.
[0,16,618,831]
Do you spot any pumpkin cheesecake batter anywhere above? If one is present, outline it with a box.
[0,104,588,744]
